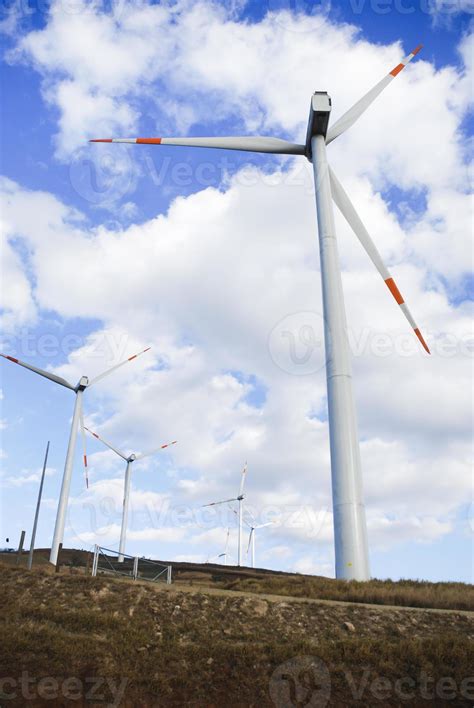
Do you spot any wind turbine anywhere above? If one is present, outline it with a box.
[84,425,177,561]
[245,515,274,570]
[207,528,232,566]
[0,347,151,564]
[91,45,429,580]
[203,462,248,566]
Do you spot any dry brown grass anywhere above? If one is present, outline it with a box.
[218,573,474,611]
[1,564,473,706]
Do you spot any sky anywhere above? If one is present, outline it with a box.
[0,0,472,582]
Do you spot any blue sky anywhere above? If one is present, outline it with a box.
[0,0,472,581]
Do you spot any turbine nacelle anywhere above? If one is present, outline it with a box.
[306,91,332,157]
[75,375,89,392]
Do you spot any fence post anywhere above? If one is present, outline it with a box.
[16,530,26,566]
[92,545,99,577]
[167,565,172,585]
[27,441,50,571]
[133,556,138,580]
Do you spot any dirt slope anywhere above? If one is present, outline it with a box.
[1,564,473,707]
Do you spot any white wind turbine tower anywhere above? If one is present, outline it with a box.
[92,45,430,580]
[0,347,150,564]
[203,462,248,566]
[207,528,232,566]
[84,425,177,561]
[245,515,274,570]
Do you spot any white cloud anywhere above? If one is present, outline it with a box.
[4,466,56,486]
[0,227,37,331]
[1,158,472,567]
[1,3,472,577]
[8,1,472,174]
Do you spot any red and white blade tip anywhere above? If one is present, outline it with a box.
[1,354,18,363]
[128,346,151,361]
[83,454,89,488]
[90,138,162,144]
[390,44,423,77]
[85,426,100,440]
[161,441,178,449]
[384,277,430,354]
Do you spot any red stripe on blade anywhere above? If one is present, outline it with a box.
[412,44,423,55]
[414,328,430,354]
[385,278,404,305]
[390,63,405,77]
[6,356,19,363]
[136,138,162,144]
[90,139,112,143]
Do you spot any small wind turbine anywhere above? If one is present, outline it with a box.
[84,426,177,561]
[203,462,248,566]
[207,528,232,566]
[92,44,429,580]
[0,347,150,564]
[246,517,274,569]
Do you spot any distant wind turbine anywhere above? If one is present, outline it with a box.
[203,462,248,566]
[245,515,274,569]
[0,347,151,564]
[207,528,233,566]
[91,45,429,580]
[84,425,177,561]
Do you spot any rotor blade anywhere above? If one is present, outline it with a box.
[238,462,248,496]
[87,346,151,387]
[78,396,89,489]
[0,353,75,390]
[247,528,254,555]
[224,528,230,555]
[84,426,129,460]
[134,440,177,461]
[244,506,256,523]
[329,167,430,354]
[90,136,306,155]
[326,45,423,145]
[255,522,274,530]
[202,497,239,508]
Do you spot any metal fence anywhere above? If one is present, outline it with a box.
[91,545,172,584]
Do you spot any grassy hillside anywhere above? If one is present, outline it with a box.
[10,547,474,610]
[1,561,473,706]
